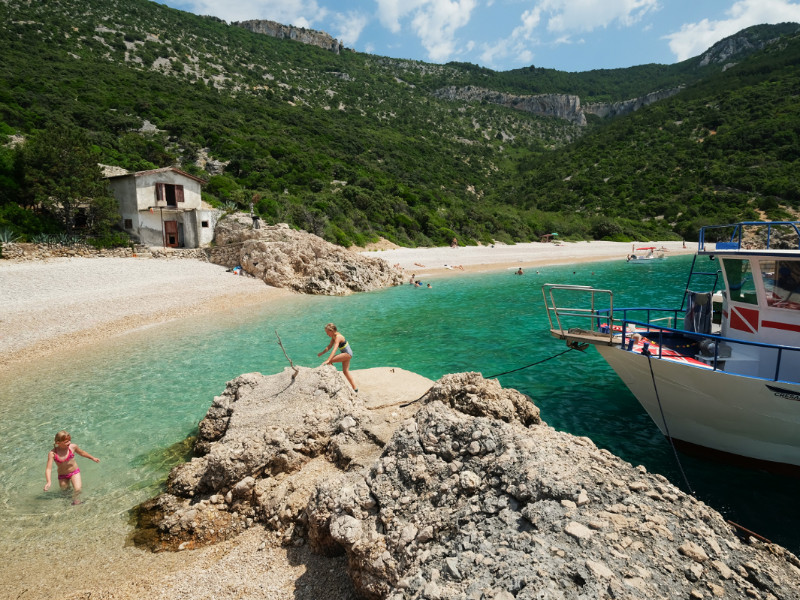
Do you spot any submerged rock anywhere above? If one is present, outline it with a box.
[210,215,403,295]
[135,369,800,599]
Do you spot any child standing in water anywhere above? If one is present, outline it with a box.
[318,322,358,392]
[44,431,100,504]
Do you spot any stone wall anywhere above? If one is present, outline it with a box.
[0,242,207,261]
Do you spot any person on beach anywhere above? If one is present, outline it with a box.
[44,431,100,504]
[318,323,357,392]
[426,283,432,288]
[516,267,524,275]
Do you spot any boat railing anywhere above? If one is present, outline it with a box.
[698,221,800,253]
[617,312,800,384]
[542,284,615,343]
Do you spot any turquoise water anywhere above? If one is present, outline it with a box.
[1,256,798,557]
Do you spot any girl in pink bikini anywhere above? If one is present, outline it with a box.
[44,431,100,503]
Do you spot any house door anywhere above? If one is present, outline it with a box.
[164,220,179,247]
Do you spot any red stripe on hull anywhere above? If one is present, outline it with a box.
[762,320,800,333]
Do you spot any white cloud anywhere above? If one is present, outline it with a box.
[480,0,658,69]
[665,0,800,61]
[535,0,659,34]
[376,0,478,62]
[172,0,327,27]
[331,11,370,46]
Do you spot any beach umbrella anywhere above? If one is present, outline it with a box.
[636,247,655,250]
[551,232,559,236]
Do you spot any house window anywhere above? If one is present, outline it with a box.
[201,221,209,228]
[155,183,185,207]
[124,219,133,229]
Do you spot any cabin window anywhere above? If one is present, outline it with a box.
[201,220,209,228]
[124,219,133,229]
[722,258,758,305]
[761,259,800,310]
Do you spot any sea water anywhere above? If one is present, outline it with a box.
[1,255,798,562]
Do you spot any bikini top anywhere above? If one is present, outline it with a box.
[52,447,74,463]
[338,338,348,348]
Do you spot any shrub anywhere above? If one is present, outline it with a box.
[87,231,131,249]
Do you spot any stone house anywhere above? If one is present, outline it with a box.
[106,167,220,248]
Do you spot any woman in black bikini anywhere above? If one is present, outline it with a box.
[318,323,358,392]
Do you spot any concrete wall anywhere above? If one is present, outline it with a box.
[134,171,202,211]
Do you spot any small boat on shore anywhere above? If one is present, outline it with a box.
[543,221,800,475]
[626,246,665,262]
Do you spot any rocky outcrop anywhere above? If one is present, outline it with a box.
[585,87,683,119]
[234,19,342,54]
[433,86,586,126]
[136,369,800,599]
[435,85,688,124]
[208,215,403,295]
[133,366,427,551]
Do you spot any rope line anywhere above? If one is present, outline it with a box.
[486,347,577,378]
[645,353,695,495]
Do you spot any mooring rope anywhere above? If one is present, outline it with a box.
[644,353,695,495]
[486,347,578,378]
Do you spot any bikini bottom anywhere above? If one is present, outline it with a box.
[58,468,80,480]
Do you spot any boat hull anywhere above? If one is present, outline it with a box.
[596,345,800,473]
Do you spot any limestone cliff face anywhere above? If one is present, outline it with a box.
[432,85,683,125]
[585,87,683,119]
[433,86,586,126]
[233,19,341,54]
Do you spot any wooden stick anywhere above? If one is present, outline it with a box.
[275,330,299,379]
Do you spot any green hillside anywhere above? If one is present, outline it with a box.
[0,0,798,247]
[504,35,800,240]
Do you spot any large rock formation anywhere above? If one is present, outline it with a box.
[209,215,403,295]
[434,85,686,124]
[433,86,586,126]
[234,19,342,54]
[584,87,683,119]
[135,369,800,599]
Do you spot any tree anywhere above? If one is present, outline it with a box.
[20,125,119,232]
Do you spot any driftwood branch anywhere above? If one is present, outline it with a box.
[275,330,299,379]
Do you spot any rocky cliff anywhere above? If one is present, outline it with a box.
[208,215,403,295]
[135,368,800,599]
[434,85,686,125]
[584,87,683,119]
[234,19,342,54]
[433,86,587,126]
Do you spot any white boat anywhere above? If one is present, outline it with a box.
[626,246,665,262]
[543,221,800,475]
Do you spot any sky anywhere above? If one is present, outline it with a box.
[156,0,800,72]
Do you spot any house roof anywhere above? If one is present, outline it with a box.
[106,166,207,185]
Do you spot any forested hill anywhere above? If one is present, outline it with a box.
[0,0,798,247]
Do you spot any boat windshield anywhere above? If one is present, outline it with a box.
[722,258,758,305]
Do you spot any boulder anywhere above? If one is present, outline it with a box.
[210,215,403,295]
[135,368,800,599]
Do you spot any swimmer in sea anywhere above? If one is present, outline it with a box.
[44,430,100,504]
